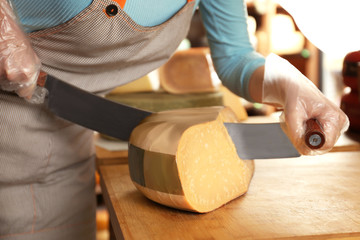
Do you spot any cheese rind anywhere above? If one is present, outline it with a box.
[128,106,254,213]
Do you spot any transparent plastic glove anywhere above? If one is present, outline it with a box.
[0,0,41,100]
[263,53,349,155]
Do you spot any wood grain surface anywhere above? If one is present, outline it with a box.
[99,151,360,240]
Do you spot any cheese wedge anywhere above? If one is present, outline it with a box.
[159,48,221,94]
[128,106,254,213]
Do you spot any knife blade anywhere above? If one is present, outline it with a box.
[38,74,152,141]
[224,122,300,159]
[37,74,324,159]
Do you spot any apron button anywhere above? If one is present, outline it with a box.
[105,4,118,17]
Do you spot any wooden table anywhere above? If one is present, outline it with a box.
[99,151,360,240]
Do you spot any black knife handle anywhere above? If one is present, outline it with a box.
[305,118,325,149]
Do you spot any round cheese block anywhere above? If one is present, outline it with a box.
[128,106,254,213]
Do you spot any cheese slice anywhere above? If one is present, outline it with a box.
[159,47,221,94]
[128,106,254,213]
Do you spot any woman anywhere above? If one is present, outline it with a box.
[0,0,348,239]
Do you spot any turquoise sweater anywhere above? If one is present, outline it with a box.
[10,0,265,101]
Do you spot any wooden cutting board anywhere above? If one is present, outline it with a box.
[99,151,360,240]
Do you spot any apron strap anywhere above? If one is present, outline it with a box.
[113,0,193,8]
[113,0,126,9]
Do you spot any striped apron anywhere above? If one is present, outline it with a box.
[0,0,195,239]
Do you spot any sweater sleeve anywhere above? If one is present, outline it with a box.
[9,0,92,33]
[198,0,265,102]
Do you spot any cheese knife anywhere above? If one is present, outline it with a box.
[37,74,325,159]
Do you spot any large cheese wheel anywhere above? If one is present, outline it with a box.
[159,47,221,94]
[128,106,254,213]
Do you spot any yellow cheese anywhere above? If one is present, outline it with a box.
[159,47,221,94]
[109,71,159,94]
[220,85,248,121]
[128,106,254,213]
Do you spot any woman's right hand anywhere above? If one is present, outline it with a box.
[0,0,41,99]
[262,53,349,156]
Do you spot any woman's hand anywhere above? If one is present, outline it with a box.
[0,0,41,99]
[262,53,349,155]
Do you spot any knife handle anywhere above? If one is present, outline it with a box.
[305,118,325,149]
[24,72,49,104]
